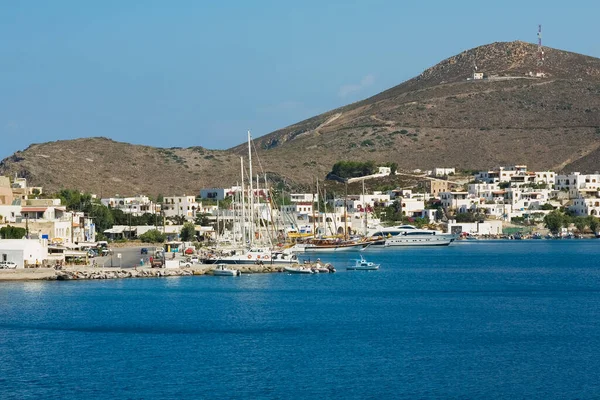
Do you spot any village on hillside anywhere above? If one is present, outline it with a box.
[0,164,599,269]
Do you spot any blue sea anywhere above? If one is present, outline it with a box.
[1,240,600,399]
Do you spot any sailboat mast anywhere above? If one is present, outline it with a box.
[248,131,254,246]
[240,157,246,245]
[362,180,367,236]
[344,181,348,240]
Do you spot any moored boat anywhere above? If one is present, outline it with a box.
[212,264,241,276]
[202,247,299,265]
[368,225,456,247]
[283,266,315,274]
[347,255,380,271]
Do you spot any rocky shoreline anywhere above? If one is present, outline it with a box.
[0,264,287,281]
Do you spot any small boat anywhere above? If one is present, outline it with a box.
[311,260,336,273]
[284,266,315,274]
[212,264,241,276]
[347,256,380,271]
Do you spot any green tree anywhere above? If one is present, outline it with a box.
[544,210,565,234]
[574,216,588,233]
[540,203,555,210]
[588,216,599,234]
[180,222,196,242]
[139,229,166,243]
[0,225,27,239]
[455,212,477,223]
[194,213,211,226]
[91,204,115,234]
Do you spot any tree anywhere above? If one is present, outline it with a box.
[455,212,477,223]
[588,216,599,234]
[574,216,588,233]
[169,215,187,225]
[91,204,115,234]
[0,225,27,239]
[540,203,555,210]
[544,210,565,234]
[180,222,196,242]
[139,229,166,243]
[194,213,211,226]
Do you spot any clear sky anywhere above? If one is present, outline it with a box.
[1,0,598,159]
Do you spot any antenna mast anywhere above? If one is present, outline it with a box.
[537,24,545,77]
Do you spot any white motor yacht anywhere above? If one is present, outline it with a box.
[369,225,456,246]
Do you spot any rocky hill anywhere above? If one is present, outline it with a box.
[1,41,599,196]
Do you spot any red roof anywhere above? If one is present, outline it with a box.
[21,207,48,212]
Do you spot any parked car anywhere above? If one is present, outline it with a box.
[141,248,148,255]
[0,261,18,269]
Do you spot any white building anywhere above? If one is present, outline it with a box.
[569,193,600,216]
[0,239,49,268]
[555,172,600,199]
[440,191,480,212]
[432,167,455,177]
[447,220,503,236]
[162,196,199,219]
[290,193,318,203]
[101,196,158,216]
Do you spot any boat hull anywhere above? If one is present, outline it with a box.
[212,270,240,276]
[284,266,314,274]
[384,235,455,247]
[304,244,369,253]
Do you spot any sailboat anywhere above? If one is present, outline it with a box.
[203,131,300,265]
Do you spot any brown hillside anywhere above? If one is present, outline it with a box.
[1,41,599,196]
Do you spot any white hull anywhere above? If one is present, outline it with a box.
[212,264,241,276]
[384,235,455,246]
[213,270,241,276]
[304,244,368,253]
[347,256,380,270]
[284,266,314,274]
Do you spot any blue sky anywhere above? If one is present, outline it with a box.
[1,0,598,159]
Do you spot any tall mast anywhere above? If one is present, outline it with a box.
[240,157,246,245]
[248,131,254,246]
[344,181,348,240]
[316,177,320,237]
[362,180,367,236]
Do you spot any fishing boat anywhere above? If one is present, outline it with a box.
[212,264,241,276]
[347,255,380,271]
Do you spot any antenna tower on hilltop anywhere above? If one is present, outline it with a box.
[536,24,545,77]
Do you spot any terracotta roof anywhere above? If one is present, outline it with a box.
[21,207,47,212]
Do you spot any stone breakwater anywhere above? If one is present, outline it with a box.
[0,264,288,281]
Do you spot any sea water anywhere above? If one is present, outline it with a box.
[1,240,600,399]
